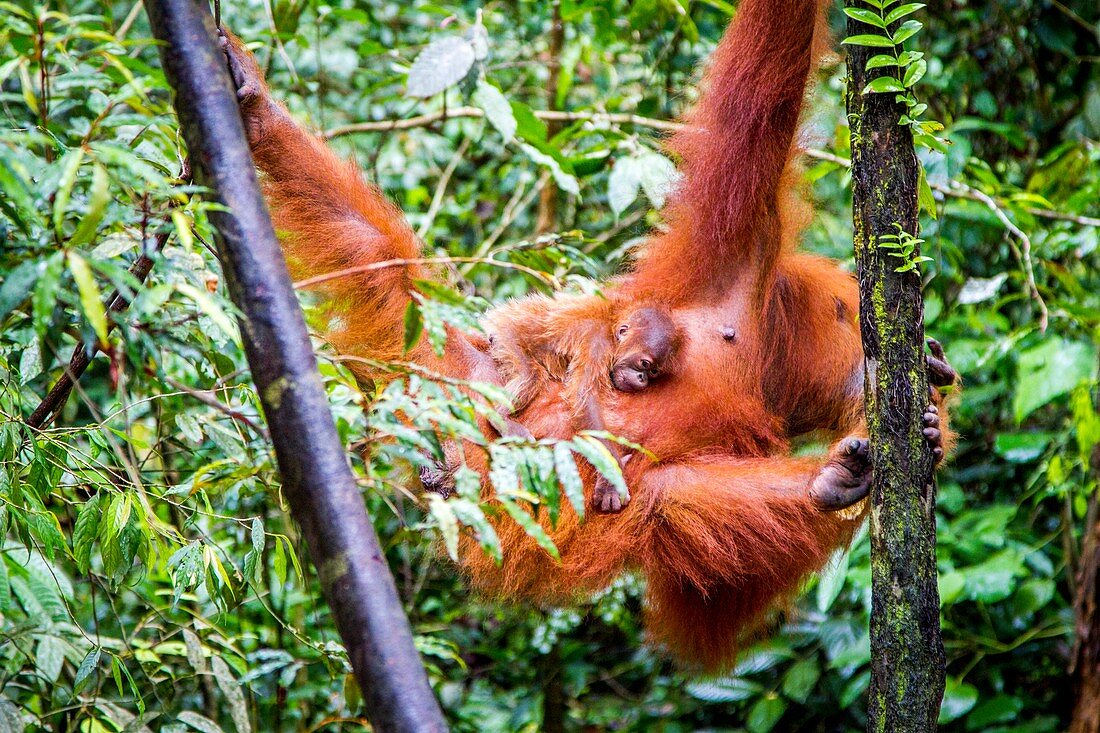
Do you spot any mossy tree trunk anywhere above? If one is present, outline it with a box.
[845,3,946,731]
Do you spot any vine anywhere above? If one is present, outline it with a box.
[843,0,948,266]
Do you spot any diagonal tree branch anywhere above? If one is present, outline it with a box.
[26,162,191,430]
[141,2,447,730]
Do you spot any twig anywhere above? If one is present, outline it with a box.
[115,0,144,40]
[292,254,560,291]
[472,171,546,261]
[323,106,682,138]
[26,162,193,429]
[954,182,1049,332]
[161,375,270,440]
[326,109,1097,229]
[416,136,470,240]
[1050,0,1099,38]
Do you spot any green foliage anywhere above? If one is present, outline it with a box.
[0,0,1097,731]
[843,0,947,152]
[877,223,932,272]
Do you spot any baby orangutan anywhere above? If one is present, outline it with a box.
[483,296,681,513]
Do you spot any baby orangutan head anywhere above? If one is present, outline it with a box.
[610,307,680,393]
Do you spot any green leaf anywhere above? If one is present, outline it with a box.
[273,536,287,585]
[816,547,850,611]
[917,165,937,219]
[403,299,423,352]
[0,258,42,320]
[1014,578,1055,618]
[914,132,949,153]
[938,571,965,604]
[70,162,111,246]
[176,282,238,342]
[553,442,585,518]
[840,671,870,707]
[967,695,1024,730]
[32,251,64,340]
[37,635,65,683]
[428,494,461,561]
[891,19,922,45]
[53,147,86,238]
[884,2,925,24]
[842,34,897,48]
[635,150,679,210]
[570,435,627,501]
[406,36,476,98]
[243,517,265,582]
[963,550,1021,603]
[607,156,641,216]
[73,648,101,695]
[519,142,580,196]
[0,556,9,613]
[68,252,109,345]
[897,50,924,66]
[183,628,207,674]
[993,432,1053,463]
[865,54,899,70]
[0,146,39,234]
[1013,339,1097,421]
[511,98,549,144]
[473,81,517,140]
[842,7,887,28]
[781,658,821,704]
[73,495,102,574]
[902,58,927,87]
[499,497,559,560]
[178,711,228,733]
[686,676,764,702]
[938,677,978,723]
[449,496,501,564]
[746,696,787,733]
[863,76,907,94]
[211,656,251,733]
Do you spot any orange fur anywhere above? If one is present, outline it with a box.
[482,294,619,421]
[222,0,951,672]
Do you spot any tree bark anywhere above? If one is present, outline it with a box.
[1070,491,1100,733]
[845,4,946,732]
[535,0,565,235]
[142,2,447,730]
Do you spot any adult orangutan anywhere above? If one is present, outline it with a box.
[219,0,956,671]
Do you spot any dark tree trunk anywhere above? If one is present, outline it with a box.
[845,4,946,732]
[535,0,565,235]
[142,1,447,730]
[1071,492,1100,733]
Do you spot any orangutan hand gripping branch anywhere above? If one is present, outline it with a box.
[219,0,957,672]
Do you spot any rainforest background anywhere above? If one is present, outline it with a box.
[0,0,1098,730]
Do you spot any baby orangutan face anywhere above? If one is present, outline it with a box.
[610,307,680,393]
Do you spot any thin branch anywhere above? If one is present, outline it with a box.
[161,375,270,440]
[323,106,682,138]
[954,182,1050,332]
[472,171,546,262]
[325,109,1097,229]
[26,162,192,429]
[1050,0,1099,38]
[292,254,560,291]
[416,136,470,240]
[115,0,144,40]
